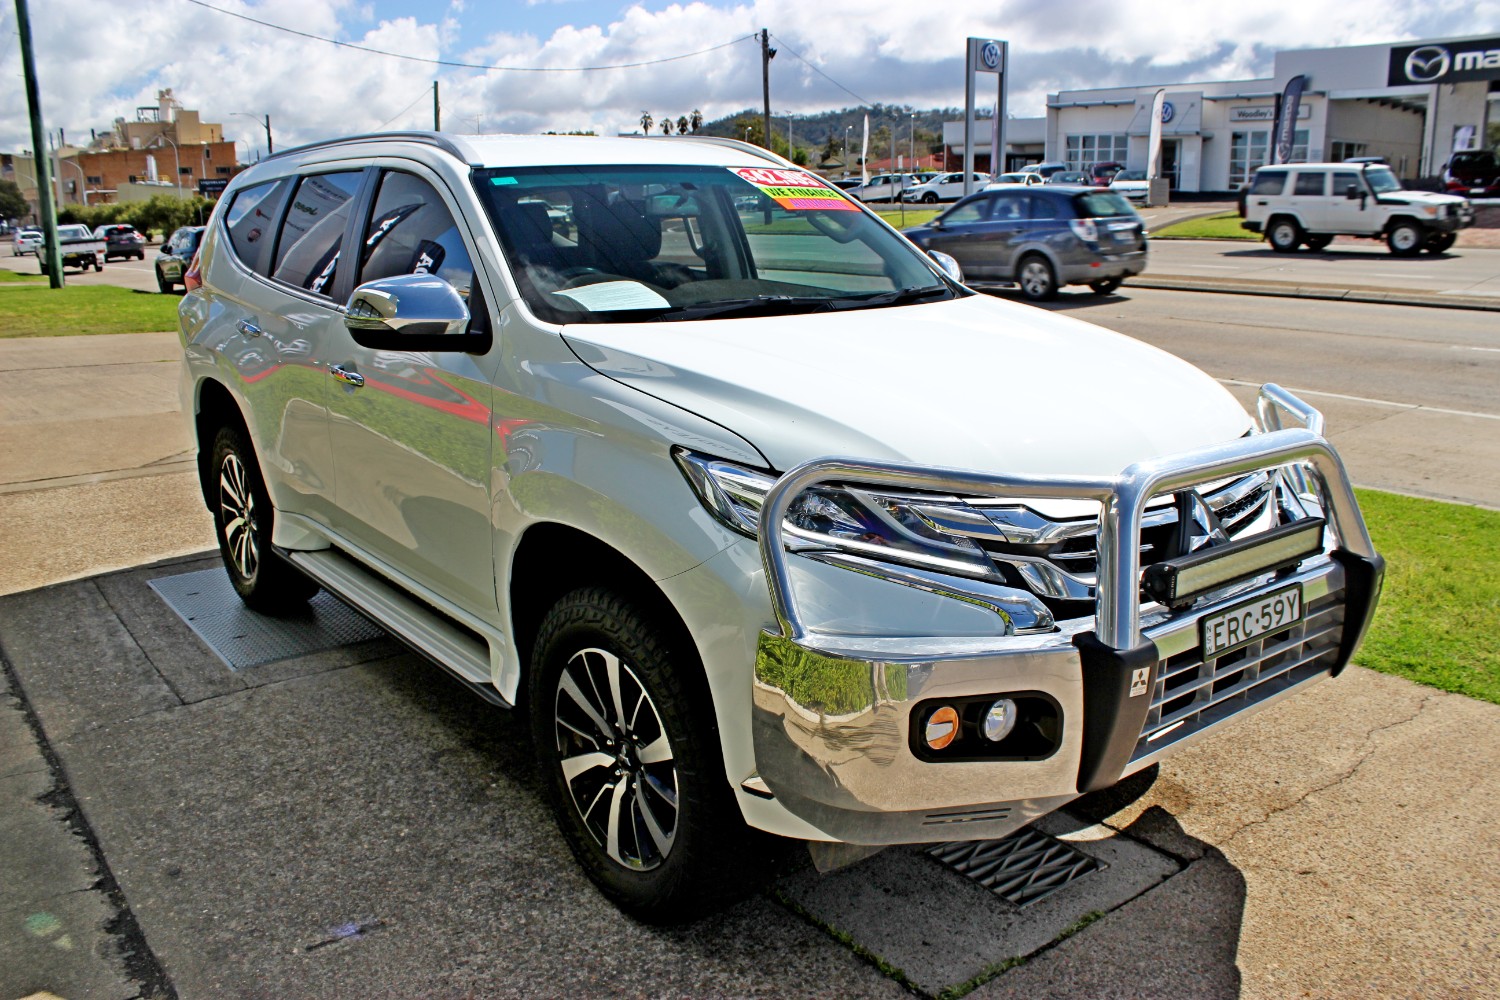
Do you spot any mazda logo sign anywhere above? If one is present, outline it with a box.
[1404,45,1451,83]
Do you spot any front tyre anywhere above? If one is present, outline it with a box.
[1387,221,1424,256]
[210,425,318,613]
[530,587,765,922]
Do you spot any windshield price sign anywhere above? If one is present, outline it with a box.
[731,168,857,211]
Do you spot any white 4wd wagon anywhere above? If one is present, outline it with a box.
[1242,161,1474,255]
[179,131,1382,920]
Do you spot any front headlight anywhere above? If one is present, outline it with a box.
[674,449,1000,581]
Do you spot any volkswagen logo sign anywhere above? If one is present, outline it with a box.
[1160,101,1175,124]
[1404,45,1451,83]
[980,41,1001,70]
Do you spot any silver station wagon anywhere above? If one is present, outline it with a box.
[178,131,1382,921]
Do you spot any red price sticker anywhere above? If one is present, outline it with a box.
[731,167,858,211]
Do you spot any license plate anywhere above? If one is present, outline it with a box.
[1200,584,1303,658]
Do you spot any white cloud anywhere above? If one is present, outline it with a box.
[1,0,1496,155]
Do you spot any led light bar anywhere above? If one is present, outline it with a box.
[1141,518,1326,606]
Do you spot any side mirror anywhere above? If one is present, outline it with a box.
[929,249,964,284]
[929,219,945,230]
[1345,184,1360,200]
[345,273,478,351]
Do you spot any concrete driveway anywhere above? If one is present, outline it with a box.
[1,325,1497,998]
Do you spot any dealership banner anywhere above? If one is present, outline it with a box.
[1273,75,1306,164]
[1388,37,1500,86]
[1146,89,1165,180]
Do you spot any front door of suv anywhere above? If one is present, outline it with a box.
[322,166,497,616]
[922,194,1001,280]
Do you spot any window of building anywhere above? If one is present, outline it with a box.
[87,175,102,185]
[1064,134,1128,172]
[216,166,232,175]
[128,175,138,184]
[1230,130,1271,188]
[179,166,193,176]
[1330,140,1367,162]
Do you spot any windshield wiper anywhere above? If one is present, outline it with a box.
[829,285,954,310]
[649,295,836,322]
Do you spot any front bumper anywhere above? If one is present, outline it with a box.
[749,385,1382,845]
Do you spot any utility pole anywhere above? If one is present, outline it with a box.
[433,81,441,131]
[265,115,273,154]
[15,0,62,287]
[759,29,775,150]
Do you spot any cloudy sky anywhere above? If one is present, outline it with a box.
[3,0,1497,159]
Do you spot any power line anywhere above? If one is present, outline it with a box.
[769,35,873,107]
[181,0,755,72]
[378,83,436,129]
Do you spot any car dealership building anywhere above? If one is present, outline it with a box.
[1040,33,1499,192]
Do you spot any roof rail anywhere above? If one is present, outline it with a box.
[265,130,472,164]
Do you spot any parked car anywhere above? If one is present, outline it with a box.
[986,172,1045,188]
[94,224,146,261]
[900,171,990,202]
[1444,149,1500,198]
[831,178,862,190]
[1110,169,1150,202]
[904,186,1147,300]
[1089,161,1125,184]
[1046,171,1093,186]
[848,172,919,202]
[1241,162,1475,254]
[40,224,105,273]
[156,225,205,292]
[179,131,1381,922]
[1019,161,1067,179]
[12,228,42,256]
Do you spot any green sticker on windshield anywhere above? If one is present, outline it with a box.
[489,176,519,186]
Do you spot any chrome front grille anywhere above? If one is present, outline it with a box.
[1131,587,1346,762]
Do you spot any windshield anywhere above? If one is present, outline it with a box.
[474,164,959,324]
[58,225,93,239]
[1365,167,1403,194]
[1116,171,1146,181]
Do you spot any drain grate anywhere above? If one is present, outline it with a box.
[149,567,394,672]
[927,827,1102,907]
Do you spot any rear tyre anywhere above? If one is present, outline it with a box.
[1424,232,1456,254]
[1017,254,1058,301]
[922,192,939,203]
[210,425,318,614]
[1304,235,1333,252]
[1268,218,1302,253]
[1387,221,1424,256]
[1088,276,1123,295]
[529,587,771,923]
[156,267,172,293]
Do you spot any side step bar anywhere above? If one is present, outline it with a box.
[285,548,510,708]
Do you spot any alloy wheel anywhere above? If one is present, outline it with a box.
[1020,259,1053,299]
[553,646,678,871]
[218,452,259,581]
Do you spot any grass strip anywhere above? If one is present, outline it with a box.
[1151,210,1259,240]
[0,285,180,337]
[1353,488,1499,705]
[769,888,922,993]
[0,268,48,284]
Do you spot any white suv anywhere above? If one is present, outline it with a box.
[179,132,1382,921]
[1241,162,1474,255]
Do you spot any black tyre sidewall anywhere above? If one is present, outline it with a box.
[528,587,752,922]
[1388,223,1423,256]
[209,425,316,613]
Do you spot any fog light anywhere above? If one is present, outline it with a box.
[982,699,1018,742]
[924,706,960,750]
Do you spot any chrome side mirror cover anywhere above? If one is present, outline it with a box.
[345,273,470,339]
[929,250,964,284]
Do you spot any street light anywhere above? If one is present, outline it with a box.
[58,157,88,207]
[744,126,751,144]
[910,112,917,175]
[148,134,181,200]
[843,125,851,177]
[231,112,272,156]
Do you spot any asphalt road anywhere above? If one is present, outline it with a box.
[0,247,164,292]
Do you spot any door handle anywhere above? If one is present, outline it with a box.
[236,319,262,338]
[329,364,365,388]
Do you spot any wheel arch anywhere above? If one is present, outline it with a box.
[193,377,248,511]
[1384,215,1426,236]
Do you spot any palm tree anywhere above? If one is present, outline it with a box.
[661,119,673,135]
[677,115,689,135]
[689,109,702,133]
[639,111,653,134]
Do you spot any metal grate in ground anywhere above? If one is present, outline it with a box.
[927,827,1102,907]
[149,567,391,671]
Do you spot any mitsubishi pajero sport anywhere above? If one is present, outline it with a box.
[179,131,1383,921]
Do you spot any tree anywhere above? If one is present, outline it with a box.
[661,118,673,135]
[690,109,702,133]
[639,111,654,134]
[0,180,28,223]
[677,115,689,135]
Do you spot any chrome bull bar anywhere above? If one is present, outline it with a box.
[758,384,1377,652]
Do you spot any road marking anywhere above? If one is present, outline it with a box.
[1217,379,1500,421]
[1454,346,1500,353]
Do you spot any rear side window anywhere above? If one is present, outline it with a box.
[271,171,363,296]
[224,178,291,271]
[358,171,474,299]
[1248,171,1286,196]
[1027,194,1059,220]
[1073,192,1135,218]
[1293,173,1325,196]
